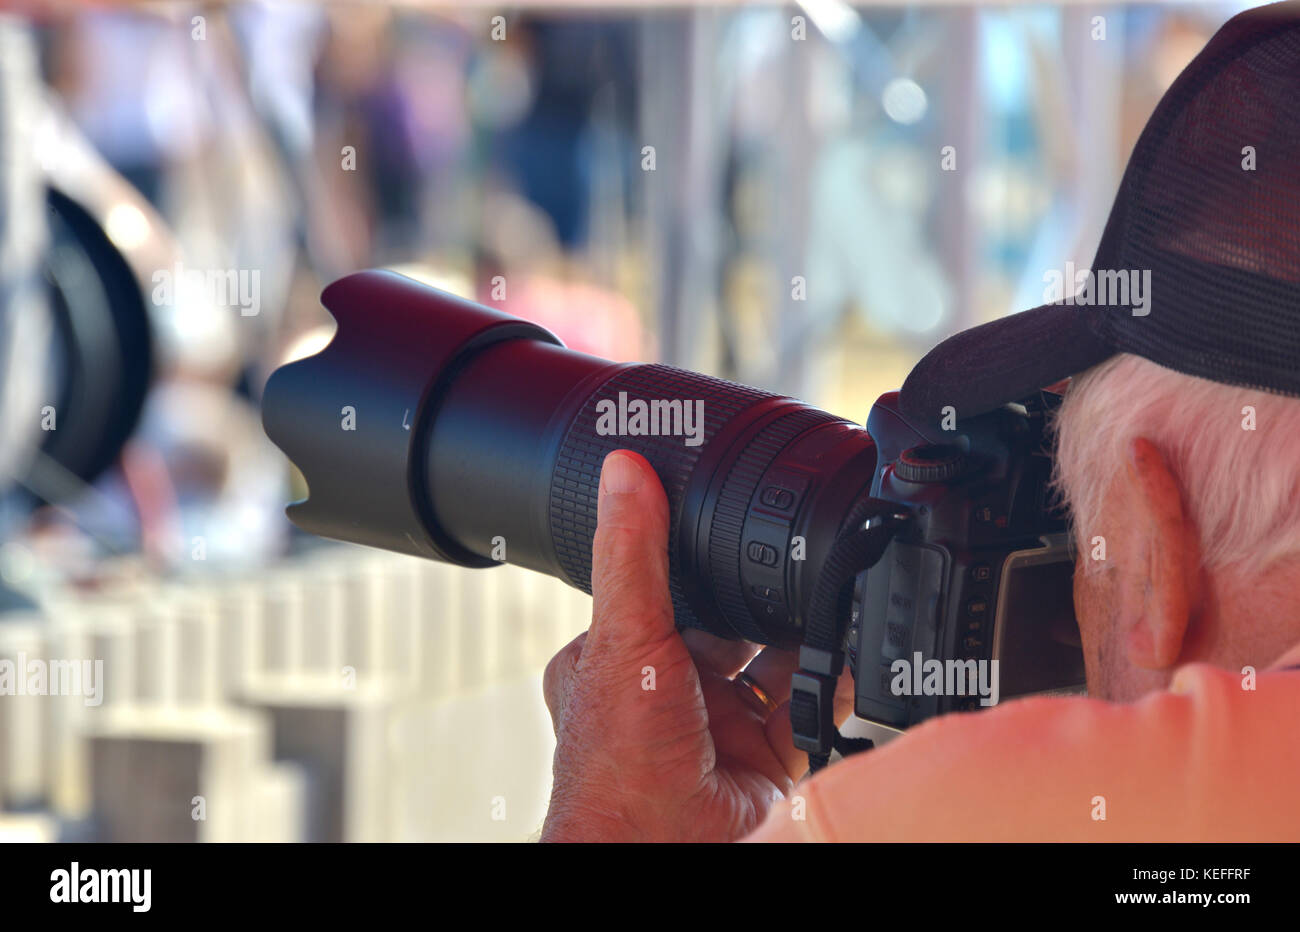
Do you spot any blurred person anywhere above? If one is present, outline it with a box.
[538,2,1300,842]
[489,19,637,250]
[52,10,206,207]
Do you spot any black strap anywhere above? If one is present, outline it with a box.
[789,498,909,774]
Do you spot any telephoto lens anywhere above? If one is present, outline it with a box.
[262,270,880,647]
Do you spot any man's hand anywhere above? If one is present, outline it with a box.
[539,450,850,842]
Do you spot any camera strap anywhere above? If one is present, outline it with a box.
[790,498,909,774]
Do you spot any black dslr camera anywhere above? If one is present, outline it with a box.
[852,392,1084,732]
[263,272,1084,768]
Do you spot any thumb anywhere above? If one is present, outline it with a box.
[588,450,677,653]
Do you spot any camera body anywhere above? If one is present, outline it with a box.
[849,391,1084,731]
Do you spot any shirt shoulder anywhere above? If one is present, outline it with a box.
[746,663,1300,842]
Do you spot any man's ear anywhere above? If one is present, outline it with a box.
[1116,437,1200,669]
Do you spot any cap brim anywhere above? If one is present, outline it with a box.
[899,302,1115,424]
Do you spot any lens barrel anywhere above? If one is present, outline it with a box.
[263,270,878,646]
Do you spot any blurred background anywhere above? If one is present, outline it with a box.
[0,0,1258,841]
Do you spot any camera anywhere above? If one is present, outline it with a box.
[262,270,1084,764]
[852,391,1084,730]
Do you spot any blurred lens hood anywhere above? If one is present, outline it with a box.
[262,270,561,561]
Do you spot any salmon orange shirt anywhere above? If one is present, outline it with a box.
[745,647,1300,842]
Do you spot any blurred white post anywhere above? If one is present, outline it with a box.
[0,615,46,808]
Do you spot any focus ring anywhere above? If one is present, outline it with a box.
[548,364,774,630]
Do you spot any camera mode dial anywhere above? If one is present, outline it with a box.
[894,444,967,484]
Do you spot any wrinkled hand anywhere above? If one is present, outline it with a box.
[539,450,851,842]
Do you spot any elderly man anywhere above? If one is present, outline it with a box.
[539,2,1300,842]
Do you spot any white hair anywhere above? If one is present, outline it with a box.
[1052,352,1300,574]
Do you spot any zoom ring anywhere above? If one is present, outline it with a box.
[548,364,774,631]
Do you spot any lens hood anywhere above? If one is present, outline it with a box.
[262,270,560,561]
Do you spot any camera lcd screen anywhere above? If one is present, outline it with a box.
[996,555,1087,698]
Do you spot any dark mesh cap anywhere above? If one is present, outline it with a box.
[900,1,1300,423]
